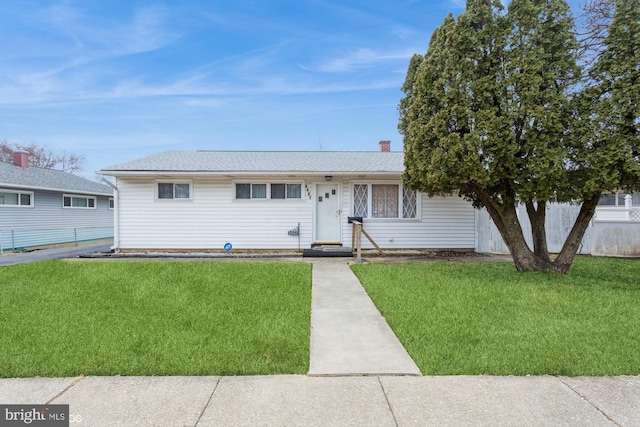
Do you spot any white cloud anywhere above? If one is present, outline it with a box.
[111,5,179,55]
[0,3,182,106]
[448,0,467,9]
[299,47,417,73]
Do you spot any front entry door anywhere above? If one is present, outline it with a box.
[315,183,341,243]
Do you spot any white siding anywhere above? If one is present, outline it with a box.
[0,189,112,230]
[117,178,312,250]
[116,177,476,250]
[339,183,476,249]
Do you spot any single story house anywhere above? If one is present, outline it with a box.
[99,142,640,256]
[1,152,114,252]
[98,142,477,252]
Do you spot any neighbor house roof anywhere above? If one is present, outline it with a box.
[99,151,405,176]
[0,161,113,196]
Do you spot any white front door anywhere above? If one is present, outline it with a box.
[315,183,341,243]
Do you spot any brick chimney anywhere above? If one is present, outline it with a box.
[379,140,391,152]
[13,151,29,169]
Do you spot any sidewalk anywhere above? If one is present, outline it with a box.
[1,257,639,426]
[1,375,638,426]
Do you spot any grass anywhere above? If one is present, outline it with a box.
[0,260,311,378]
[352,257,640,376]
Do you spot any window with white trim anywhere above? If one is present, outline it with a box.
[157,182,191,200]
[271,183,302,199]
[235,183,302,200]
[63,194,96,209]
[352,183,417,219]
[0,189,33,207]
[109,198,114,209]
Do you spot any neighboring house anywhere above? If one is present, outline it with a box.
[0,152,114,252]
[98,142,477,252]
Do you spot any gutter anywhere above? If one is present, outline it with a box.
[97,170,404,177]
[101,178,120,253]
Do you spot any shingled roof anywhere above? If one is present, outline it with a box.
[99,151,405,175]
[0,161,113,195]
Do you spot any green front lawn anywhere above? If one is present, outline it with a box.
[352,257,640,376]
[0,261,311,378]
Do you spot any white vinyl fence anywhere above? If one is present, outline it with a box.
[476,195,640,257]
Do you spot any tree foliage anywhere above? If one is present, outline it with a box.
[0,140,85,174]
[399,0,640,273]
[585,0,640,192]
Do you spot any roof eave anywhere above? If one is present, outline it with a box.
[98,170,403,177]
[0,182,112,196]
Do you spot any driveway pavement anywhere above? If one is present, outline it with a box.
[0,243,111,266]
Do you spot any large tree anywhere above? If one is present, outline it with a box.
[580,0,640,195]
[399,0,639,273]
[0,140,85,174]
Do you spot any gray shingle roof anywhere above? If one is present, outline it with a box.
[0,161,113,195]
[100,151,405,174]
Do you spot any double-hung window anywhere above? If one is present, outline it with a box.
[0,189,33,207]
[235,183,302,200]
[353,183,417,219]
[63,194,96,209]
[157,182,191,200]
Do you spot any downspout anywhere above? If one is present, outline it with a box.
[101,177,120,253]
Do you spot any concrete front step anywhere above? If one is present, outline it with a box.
[303,246,353,258]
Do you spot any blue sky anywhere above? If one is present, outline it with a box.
[1,0,583,178]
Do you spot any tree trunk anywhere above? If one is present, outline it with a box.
[467,183,597,274]
[472,186,554,272]
[525,201,550,262]
[495,205,555,272]
[551,195,600,274]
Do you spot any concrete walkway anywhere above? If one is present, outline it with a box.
[309,258,421,376]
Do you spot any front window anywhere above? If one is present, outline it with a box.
[353,184,368,217]
[251,184,267,199]
[63,194,96,209]
[235,182,302,200]
[372,184,399,218]
[403,186,418,218]
[0,190,33,207]
[352,183,417,219]
[157,182,191,200]
[271,183,302,199]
